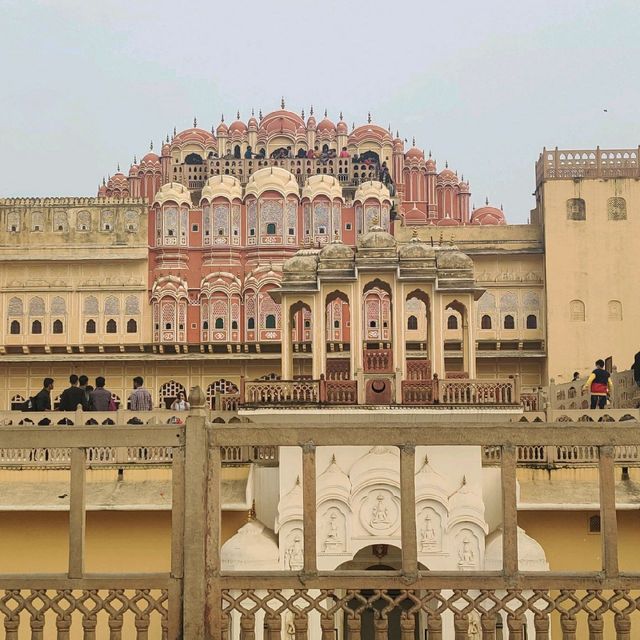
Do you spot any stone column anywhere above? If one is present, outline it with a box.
[281,298,293,380]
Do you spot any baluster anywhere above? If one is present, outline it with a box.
[533,613,550,639]
[614,614,631,640]
[134,616,150,640]
[4,617,19,640]
[506,613,525,640]
[346,615,362,638]
[453,614,469,640]
[294,612,309,640]
[320,616,336,640]
[587,616,604,640]
[400,612,415,640]
[425,612,443,640]
[82,615,97,640]
[265,614,281,640]
[108,616,123,640]
[480,613,497,640]
[220,611,230,640]
[239,612,256,640]
[559,615,577,640]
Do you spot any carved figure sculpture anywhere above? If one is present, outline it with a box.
[369,494,390,528]
[419,512,438,551]
[285,534,304,570]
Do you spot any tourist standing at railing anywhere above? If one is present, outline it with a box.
[582,359,613,409]
[170,390,190,412]
[339,146,349,158]
[572,371,580,382]
[128,376,153,410]
[244,145,253,159]
[90,377,115,411]
[58,374,89,411]
[31,378,54,411]
[78,375,90,407]
[632,352,640,387]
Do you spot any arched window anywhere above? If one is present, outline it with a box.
[481,315,492,329]
[266,222,276,235]
[231,320,238,330]
[504,315,515,329]
[52,319,64,334]
[570,300,585,322]
[233,145,241,159]
[407,315,418,330]
[588,514,601,534]
[214,317,224,329]
[265,314,276,329]
[126,318,137,333]
[31,320,42,334]
[10,320,20,334]
[607,197,627,220]
[566,198,586,221]
[526,314,537,329]
[202,320,209,330]
[447,315,458,330]
[106,319,117,333]
[86,319,96,334]
[608,300,622,321]
[248,317,255,330]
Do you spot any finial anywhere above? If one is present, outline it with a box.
[462,475,467,486]
[248,500,256,521]
[310,105,314,116]
[445,160,448,168]
[133,155,137,164]
[331,453,337,463]
[102,177,106,186]
[173,126,177,137]
[236,109,240,120]
[388,123,391,132]
[294,475,301,486]
[149,140,153,151]
[117,163,120,171]
[193,116,197,127]
[211,126,214,135]
[367,111,372,124]
[221,113,224,123]
[501,203,504,211]
[461,173,464,182]
[352,122,355,131]
[166,133,170,142]
[439,231,443,245]
[339,111,343,120]
[301,107,305,119]
[324,108,327,117]
[430,235,434,247]
[259,108,263,120]
[428,149,432,158]
[396,129,399,138]
[485,196,489,205]
[424,453,429,464]
[412,136,416,147]
[281,96,285,109]
[411,228,418,240]
[450,234,455,246]
[252,107,255,116]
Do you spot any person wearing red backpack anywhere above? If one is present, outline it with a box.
[582,359,613,409]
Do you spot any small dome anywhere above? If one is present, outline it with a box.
[317,117,336,135]
[153,182,192,207]
[470,206,505,225]
[221,517,279,571]
[200,175,243,203]
[349,446,399,492]
[437,168,457,183]
[336,119,348,134]
[398,234,436,260]
[318,454,351,503]
[437,245,474,270]
[301,174,343,201]
[458,180,470,194]
[283,250,319,278]
[349,124,392,144]
[260,109,305,135]
[414,455,449,504]
[172,127,215,146]
[141,152,160,165]
[229,119,247,135]
[306,113,317,129]
[357,225,396,250]
[247,114,258,130]
[319,238,355,261]
[425,157,436,172]
[485,526,549,571]
[353,180,391,204]
[128,164,139,177]
[406,147,425,161]
[216,120,229,135]
[245,166,300,199]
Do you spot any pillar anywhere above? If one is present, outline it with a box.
[281,299,293,380]
[312,297,324,380]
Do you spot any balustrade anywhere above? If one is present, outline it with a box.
[363,347,393,373]
[440,378,517,405]
[401,379,434,404]
[325,379,358,404]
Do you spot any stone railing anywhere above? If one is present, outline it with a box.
[0,408,197,427]
[363,347,393,373]
[536,146,640,185]
[401,379,435,405]
[439,377,518,405]
[325,379,358,404]
[2,410,640,637]
[243,379,320,405]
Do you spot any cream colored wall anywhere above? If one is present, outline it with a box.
[541,178,640,381]
[476,358,544,388]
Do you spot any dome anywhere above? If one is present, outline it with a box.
[414,455,449,504]
[247,114,258,130]
[353,180,391,204]
[398,234,436,260]
[301,174,343,201]
[425,157,436,172]
[448,476,485,529]
[141,152,160,166]
[221,516,279,571]
[317,117,336,135]
[458,180,470,194]
[406,147,425,161]
[319,238,355,261]
[200,175,243,203]
[470,206,506,225]
[245,166,300,199]
[128,164,139,177]
[357,225,396,250]
[153,182,192,207]
[436,246,474,269]
[437,168,458,185]
[484,526,549,571]
[318,454,351,503]
[349,446,399,493]
[260,109,305,135]
[336,119,348,134]
[282,250,319,280]
[216,120,228,136]
[172,127,215,146]
[306,112,317,129]
[229,118,247,135]
[349,124,392,144]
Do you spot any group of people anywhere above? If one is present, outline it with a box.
[25,376,191,412]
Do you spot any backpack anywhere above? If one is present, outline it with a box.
[22,397,35,412]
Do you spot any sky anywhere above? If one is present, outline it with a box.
[1,0,639,223]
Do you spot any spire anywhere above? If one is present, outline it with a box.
[281,96,285,109]
[324,108,327,117]
[339,111,343,120]
[133,155,137,164]
[412,136,416,147]
[117,163,120,171]
[310,104,314,116]
[388,123,391,132]
[221,113,224,123]
[173,126,176,137]
[352,122,355,131]
[301,108,305,120]
[211,126,214,135]
[149,140,153,151]
[428,149,432,158]
[445,160,448,168]
[193,116,197,128]
[485,196,489,205]
[236,109,240,120]
[102,177,106,186]
[501,203,504,211]
[396,129,399,138]
[367,111,372,123]
[251,107,255,116]
[259,108,263,121]
[166,133,169,143]
[461,173,464,182]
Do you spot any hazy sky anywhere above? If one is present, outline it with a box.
[2,0,639,223]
